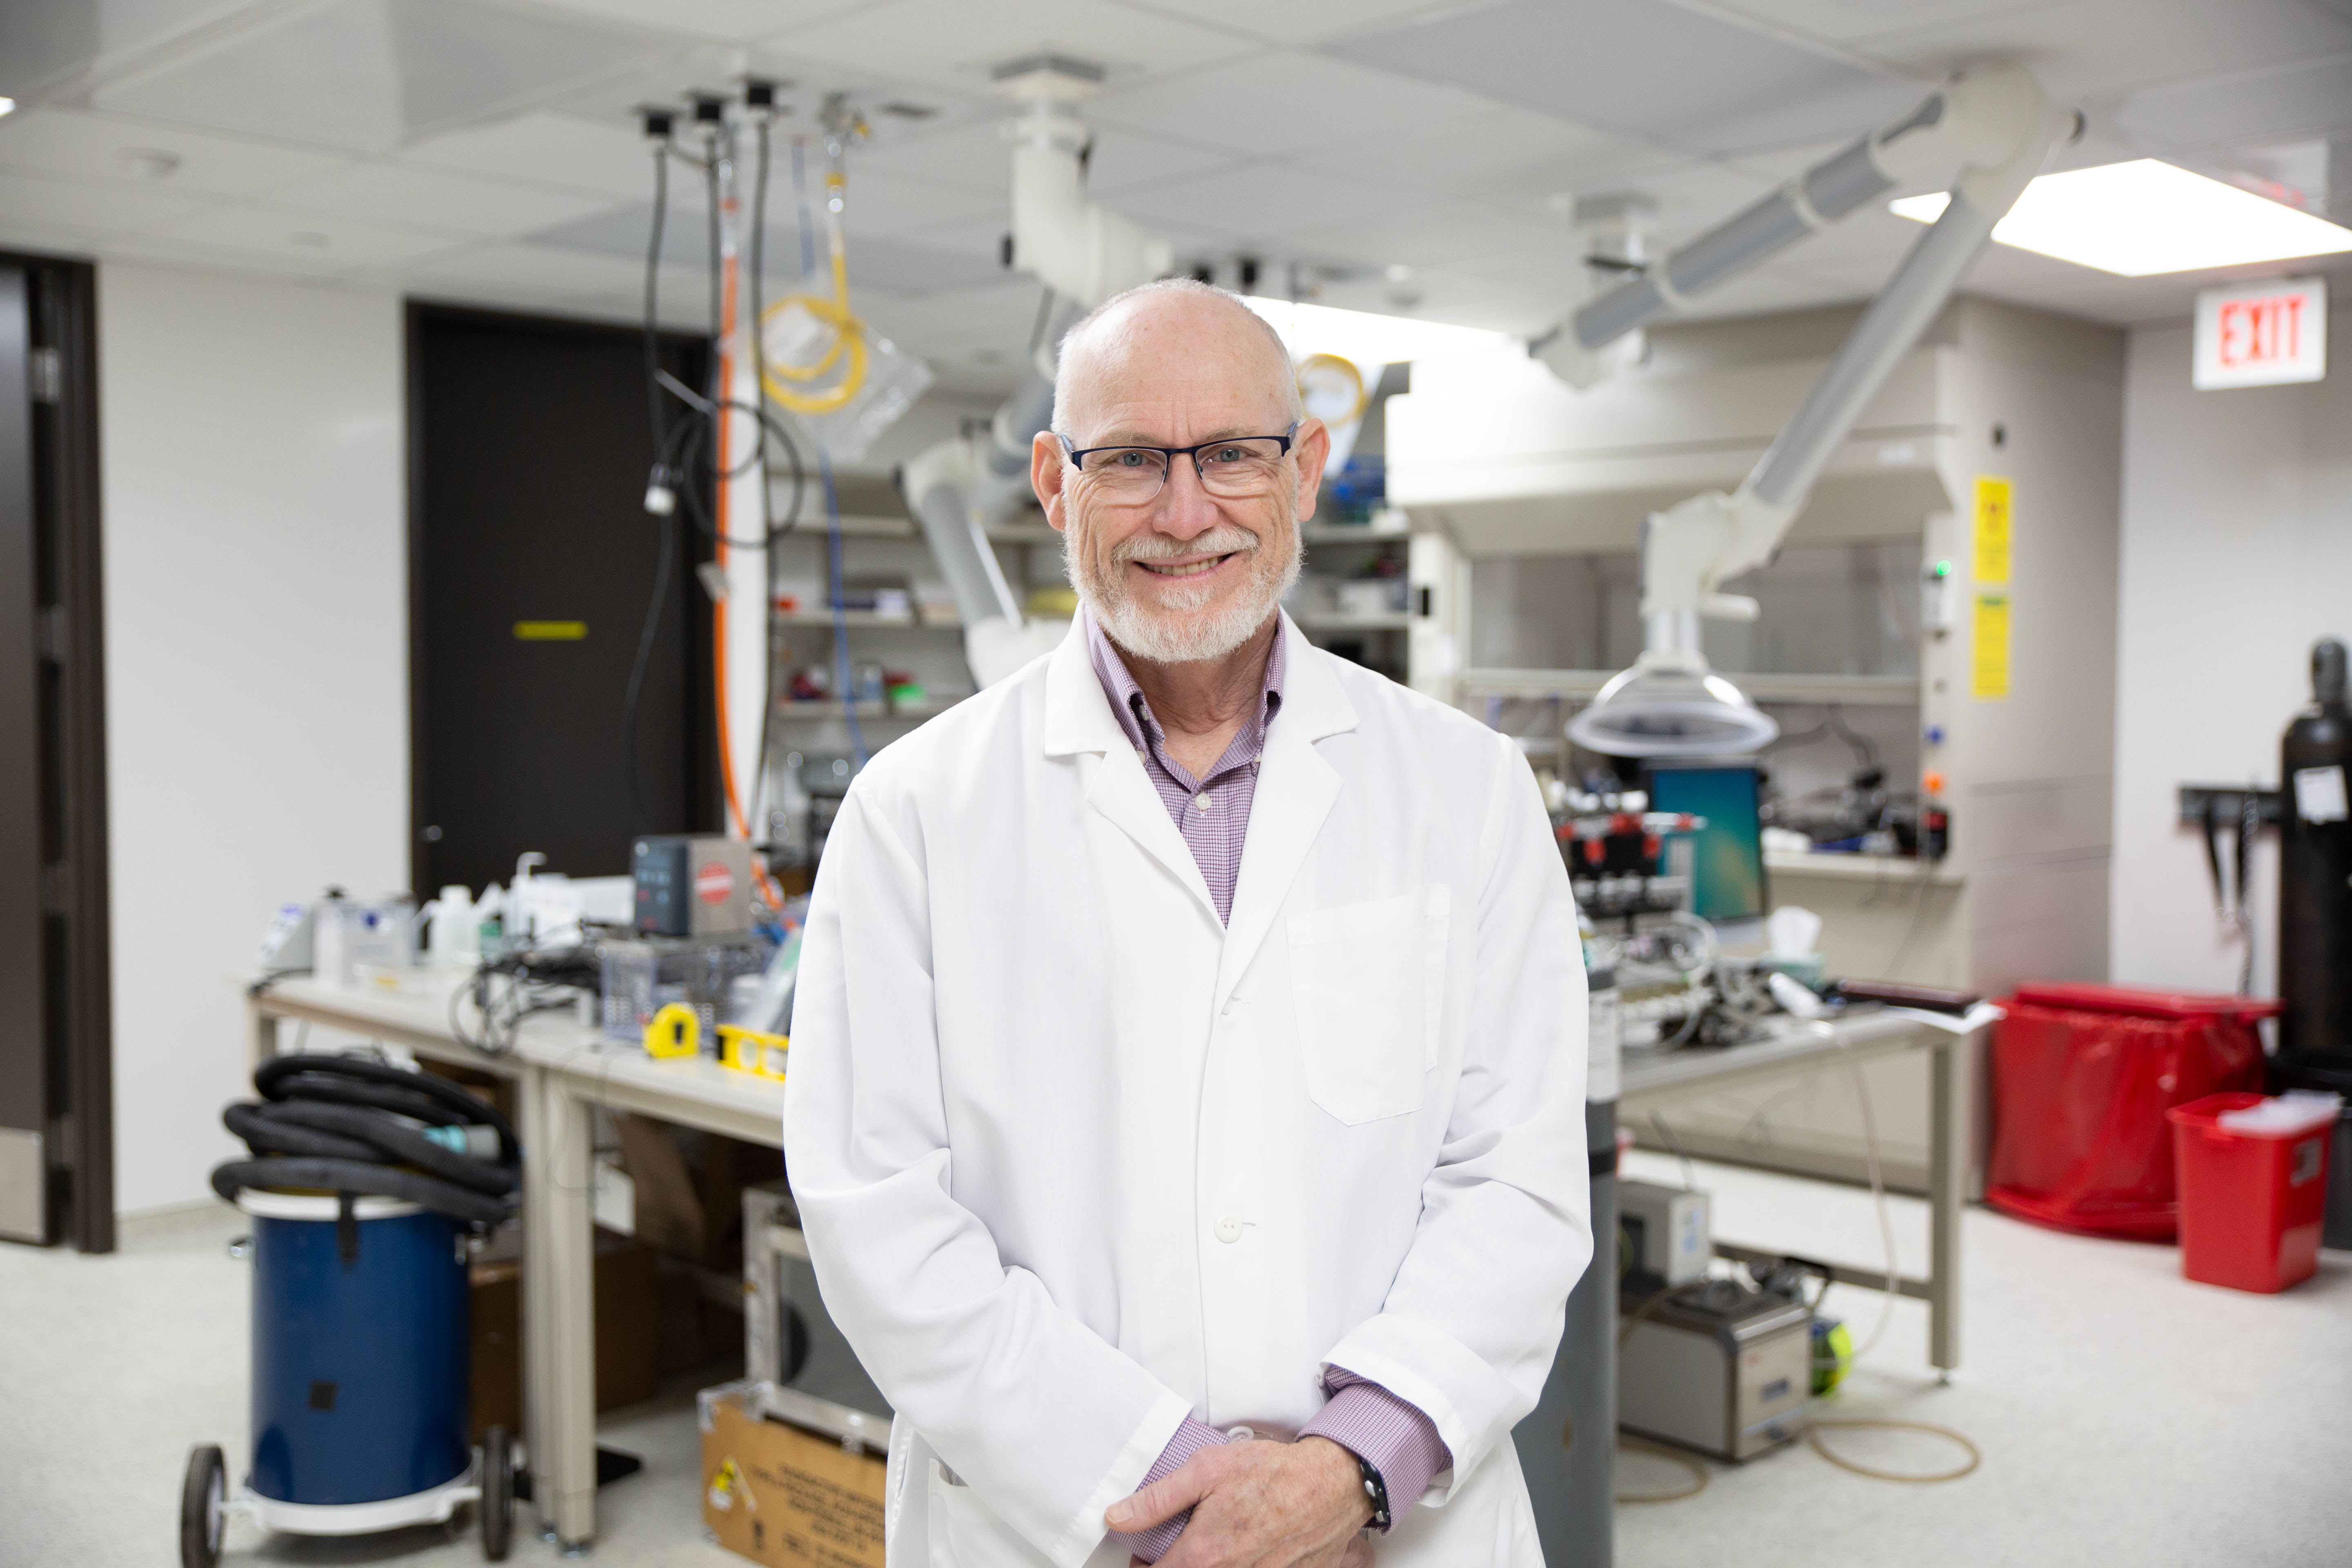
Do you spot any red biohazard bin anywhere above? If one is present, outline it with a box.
[2167,1092,2334,1293]
[1986,983,2275,1240]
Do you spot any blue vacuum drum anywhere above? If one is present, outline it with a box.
[241,1192,472,1505]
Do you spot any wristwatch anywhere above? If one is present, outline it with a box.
[1353,1452,1391,1533]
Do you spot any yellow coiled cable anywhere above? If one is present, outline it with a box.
[759,170,868,416]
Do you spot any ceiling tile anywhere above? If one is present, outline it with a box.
[1851,0,2352,104]
[1091,50,1501,158]
[399,110,675,199]
[0,105,351,197]
[1106,0,1491,48]
[1287,198,1570,271]
[776,0,1257,96]
[1291,103,1676,209]
[143,202,475,266]
[1702,1,2043,47]
[401,239,662,296]
[92,0,664,152]
[1330,0,1924,156]
[0,167,209,234]
[1118,161,1419,245]
[853,114,1235,204]
[520,0,878,43]
[265,160,621,237]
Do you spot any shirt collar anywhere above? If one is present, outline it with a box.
[1081,604,1286,771]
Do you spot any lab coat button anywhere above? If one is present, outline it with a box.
[1214,1215,1243,1243]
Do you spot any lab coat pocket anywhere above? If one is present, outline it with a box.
[1288,886,1450,1125]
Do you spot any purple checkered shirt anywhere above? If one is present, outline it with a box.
[1083,608,1452,1561]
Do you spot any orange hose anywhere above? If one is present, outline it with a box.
[713,219,784,915]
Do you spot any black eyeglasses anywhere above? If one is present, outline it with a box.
[1059,423,1301,501]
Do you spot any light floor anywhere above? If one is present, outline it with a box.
[2,1158,2346,1568]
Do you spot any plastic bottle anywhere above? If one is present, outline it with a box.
[429,885,476,965]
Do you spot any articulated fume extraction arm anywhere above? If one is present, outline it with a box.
[1559,64,2078,757]
[905,56,1174,688]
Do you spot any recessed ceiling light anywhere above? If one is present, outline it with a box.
[1244,295,1509,367]
[1890,158,2352,277]
[0,98,17,118]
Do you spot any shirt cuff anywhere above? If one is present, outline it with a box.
[1298,1372,1453,1532]
[1106,1417,1226,1564]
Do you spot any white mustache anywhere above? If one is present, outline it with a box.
[1113,526,1260,563]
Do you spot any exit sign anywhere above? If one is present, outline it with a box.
[2194,277,2326,389]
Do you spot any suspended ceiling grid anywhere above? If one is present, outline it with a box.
[2,0,2349,394]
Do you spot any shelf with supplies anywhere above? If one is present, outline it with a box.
[773,695,967,722]
[774,609,962,630]
[1292,610,1415,631]
[1455,668,1922,706]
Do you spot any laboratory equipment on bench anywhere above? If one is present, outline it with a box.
[185,1055,522,1567]
[633,834,753,936]
[1646,765,1768,927]
[742,1181,893,1445]
[1554,64,2076,757]
[1552,782,1703,923]
[1619,1179,1714,1289]
[1617,1272,1813,1463]
[600,931,772,1047]
[258,890,416,988]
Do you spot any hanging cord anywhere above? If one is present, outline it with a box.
[791,137,868,768]
[759,113,870,414]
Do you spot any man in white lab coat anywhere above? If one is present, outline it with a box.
[784,280,1590,1568]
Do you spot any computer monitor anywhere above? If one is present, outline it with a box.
[1645,764,1769,927]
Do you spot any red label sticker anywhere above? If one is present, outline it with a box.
[696,862,735,904]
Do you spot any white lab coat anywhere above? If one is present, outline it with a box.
[782,615,1590,1568]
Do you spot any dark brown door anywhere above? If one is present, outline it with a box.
[0,254,112,1252]
[408,304,718,898]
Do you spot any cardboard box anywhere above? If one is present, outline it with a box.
[701,1384,885,1568]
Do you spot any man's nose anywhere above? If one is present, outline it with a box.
[1148,456,1225,542]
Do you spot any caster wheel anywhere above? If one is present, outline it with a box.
[180,1444,227,1568]
[481,1426,515,1561]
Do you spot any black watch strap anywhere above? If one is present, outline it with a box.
[1354,1452,1391,1532]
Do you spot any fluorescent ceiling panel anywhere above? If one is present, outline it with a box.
[1330,0,1920,156]
[1243,295,1512,365]
[1891,159,2352,276]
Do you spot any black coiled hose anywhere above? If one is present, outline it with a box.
[211,1054,521,1227]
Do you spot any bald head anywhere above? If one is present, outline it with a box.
[1051,278,1302,442]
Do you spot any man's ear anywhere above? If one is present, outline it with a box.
[1291,417,1332,523]
[1033,430,1070,533]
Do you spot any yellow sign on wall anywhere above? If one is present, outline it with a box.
[1973,475,2013,585]
[1972,592,2011,699]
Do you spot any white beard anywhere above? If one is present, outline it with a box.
[1067,517,1303,666]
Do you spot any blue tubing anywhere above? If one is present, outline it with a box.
[249,1205,472,1506]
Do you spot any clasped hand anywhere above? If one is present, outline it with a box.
[1105,1434,1374,1568]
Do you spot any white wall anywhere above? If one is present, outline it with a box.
[2111,307,2352,996]
[100,264,408,1214]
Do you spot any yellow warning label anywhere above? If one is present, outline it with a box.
[513,621,588,641]
[1972,592,2010,700]
[1973,475,2012,585]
